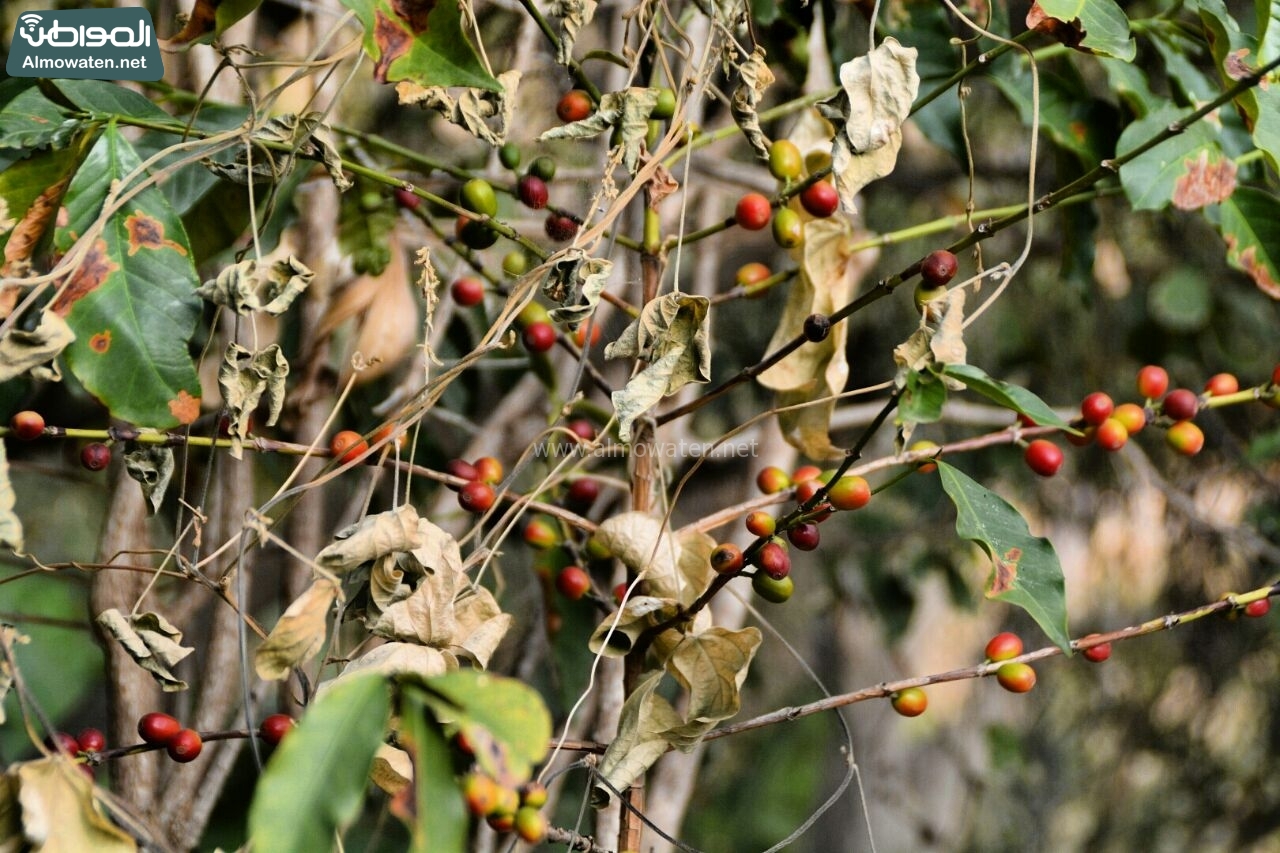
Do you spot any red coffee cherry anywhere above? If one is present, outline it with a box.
[516,174,549,210]
[450,277,485,307]
[1204,372,1239,397]
[555,565,591,600]
[1080,634,1112,662]
[1024,439,1064,477]
[1080,392,1115,426]
[556,89,592,123]
[137,712,182,745]
[799,180,839,218]
[458,481,496,513]
[1166,420,1204,455]
[329,430,368,465]
[522,321,557,353]
[259,713,295,746]
[9,410,45,440]
[754,541,791,580]
[734,193,772,231]
[920,250,959,287]
[890,687,928,717]
[80,442,112,472]
[787,522,820,551]
[1136,365,1169,399]
[710,543,745,574]
[166,728,203,763]
[1162,388,1199,421]
[76,728,106,753]
[985,632,1023,662]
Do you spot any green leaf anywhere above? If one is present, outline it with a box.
[169,0,265,44]
[339,180,397,275]
[248,673,391,853]
[0,80,80,160]
[419,671,550,783]
[942,364,1075,429]
[1192,0,1280,171]
[1035,0,1135,60]
[1115,106,1219,211]
[400,686,468,853]
[1218,186,1280,298]
[339,0,501,91]
[52,124,202,427]
[898,369,946,425]
[937,461,1071,652]
[51,80,172,123]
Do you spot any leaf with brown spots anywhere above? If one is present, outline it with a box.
[1219,187,1280,299]
[340,0,501,91]
[938,461,1070,652]
[1172,150,1237,210]
[167,0,265,46]
[52,125,201,428]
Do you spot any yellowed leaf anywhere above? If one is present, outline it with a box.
[396,70,522,145]
[0,626,30,726]
[594,512,711,603]
[593,671,681,804]
[0,311,74,384]
[370,744,413,796]
[0,442,23,554]
[339,642,452,681]
[450,587,512,668]
[197,255,313,316]
[254,578,339,681]
[366,566,458,646]
[13,758,136,852]
[587,596,683,658]
[317,505,424,573]
[731,46,776,161]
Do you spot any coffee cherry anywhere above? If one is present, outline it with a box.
[545,212,580,242]
[360,191,385,213]
[528,156,557,182]
[76,728,106,753]
[1204,372,1239,396]
[460,178,498,218]
[913,281,948,317]
[502,251,528,278]
[792,465,822,484]
[755,466,791,494]
[710,543,745,574]
[514,805,548,843]
[498,142,521,171]
[573,323,603,349]
[1023,439,1064,477]
[799,180,839,218]
[752,571,794,603]
[522,321,557,353]
[556,565,591,600]
[474,456,504,484]
[771,207,803,248]
[890,687,928,718]
[787,522,820,551]
[330,430,368,465]
[612,582,628,605]
[567,419,596,442]
[445,458,480,487]
[458,216,499,249]
[1080,635,1112,662]
[1166,420,1204,455]
[1245,598,1272,618]
[10,410,45,440]
[754,541,791,580]
[996,662,1037,693]
[827,476,871,511]
[259,714,295,747]
[745,512,776,537]
[166,728,203,762]
[47,731,79,755]
[458,481,496,513]
[985,631,1023,662]
[393,187,421,210]
[1080,392,1115,426]
[803,313,831,342]
[138,712,182,745]
[1111,403,1146,434]
[908,440,940,473]
[735,262,771,297]
[1137,365,1169,399]
[1066,424,1095,447]
[734,193,771,231]
[556,89,592,123]
[462,772,500,816]
[767,139,804,181]
[920,250,959,288]
[1094,417,1129,452]
[565,477,600,508]
[80,442,111,472]
[1162,388,1199,421]
[652,87,677,120]
[520,781,548,808]
[516,174,549,210]
[522,517,560,549]
[450,277,485,307]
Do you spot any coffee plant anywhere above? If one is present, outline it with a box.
[1,0,1279,850]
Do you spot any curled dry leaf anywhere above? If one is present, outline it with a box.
[122,444,174,515]
[316,505,424,573]
[603,294,711,443]
[370,743,413,796]
[758,217,879,460]
[196,255,313,316]
[540,88,662,175]
[218,343,288,459]
[549,0,598,65]
[396,70,522,146]
[0,311,74,383]
[542,249,612,328]
[593,511,714,604]
[0,625,31,725]
[730,46,776,162]
[819,38,919,215]
[95,608,194,692]
[335,642,452,682]
[204,113,351,191]
[254,578,340,681]
[587,595,684,658]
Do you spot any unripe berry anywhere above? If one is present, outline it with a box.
[9,410,44,440]
[528,156,557,182]
[652,87,677,120]
[985,631,1023,662]
[1023,439,1064,477]
[80,442,111,472]
[890,687,928,717]
[734,193,772,231]
[1094,417,1129,452]
[751,571,794,603]
[459,178,498,218]
[514,805,548,843]
[920,250,958,287]
[458,481,496,513]
[522,517,560,549]
[1204,372,1239,396]
[1166,420,1204,455]
[555,565,591,600]
[520,781,548,808]
[1111,402,1146,434]
[908,440,940,473]
[498,142,521,171]
[755,466,791,495]
[745,511,776,537]
[1136,365,1169,399]
[710,543,745,574]
[771,208,803,249]
[735,262,772,297]
[166,728,203,763]
[137,712,181,745]
[1162,388,1199,421]
[792,465,822,483]
[259,714,295,746]
[754,541,791,580]
[462,772,500,816]
[767,139,804,181]
[787,522,820,551]
[1080,392,1115,426]
[473,456,503,484]
[827,476,871,511]
[995,662,1037,693]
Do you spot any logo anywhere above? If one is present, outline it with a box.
[7,8,164,81]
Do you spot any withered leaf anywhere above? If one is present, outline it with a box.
[122,444,174,515]
[254,578,339,681]
[0,311,74,383]
[96,608,194,692]
[218,343,288,459]
[197,255,313,315]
